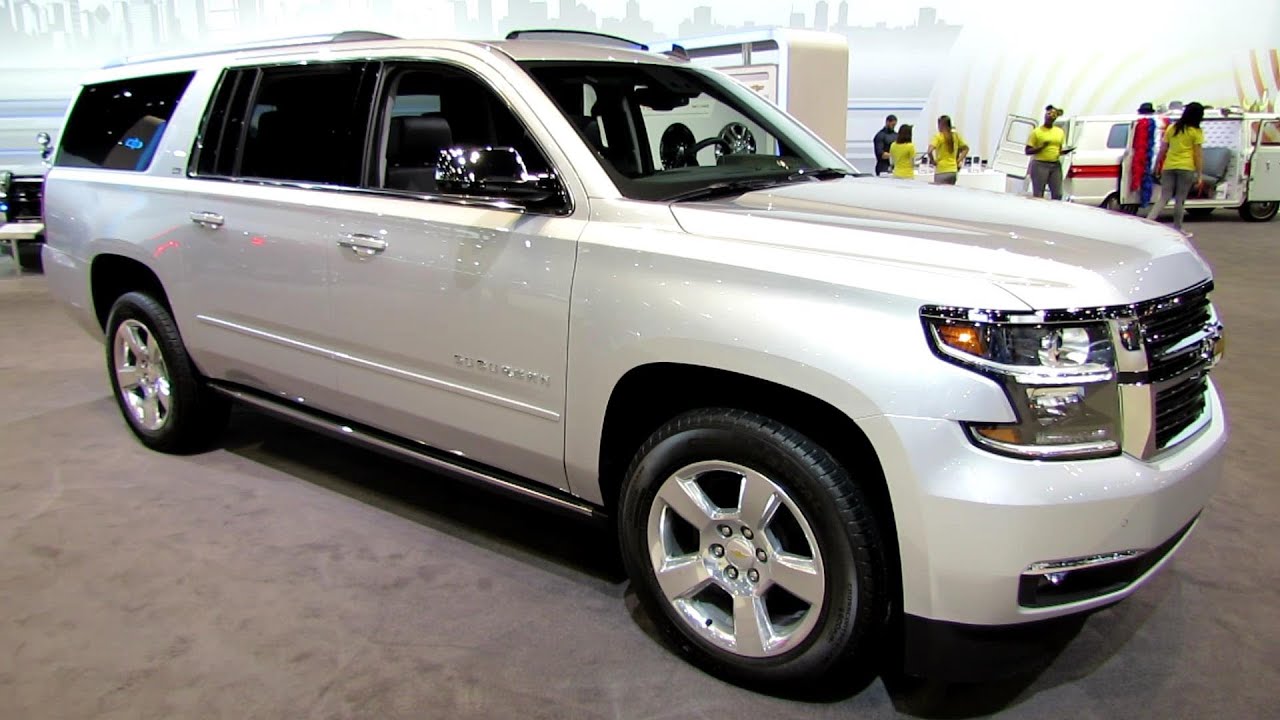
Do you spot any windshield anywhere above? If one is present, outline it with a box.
[520,61,855,201]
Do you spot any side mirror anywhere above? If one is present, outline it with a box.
[435,146,565,209]
[36,131,52,161]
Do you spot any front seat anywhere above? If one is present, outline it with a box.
[386,114,453,193]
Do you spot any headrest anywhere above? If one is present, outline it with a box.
[391,114,453,163]
[570,115,603,151]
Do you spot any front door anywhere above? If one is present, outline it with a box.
[325,60,585,491]
[992,114,1036,180]
[1248,119,1280,201]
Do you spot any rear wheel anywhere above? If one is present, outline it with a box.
[618,409,888,691]
[106,292,228,452]
[1101,193,1121,212]
[1239,200,1279,222]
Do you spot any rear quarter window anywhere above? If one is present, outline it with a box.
[1106,123,1130,149]
[57,72,195,172]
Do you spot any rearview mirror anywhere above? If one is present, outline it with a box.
[435,146,565,209]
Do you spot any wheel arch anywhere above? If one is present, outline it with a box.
[595,361,902,613]
[90,253,171,330]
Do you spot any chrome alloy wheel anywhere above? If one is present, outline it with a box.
[113,319,172,431]
[646,460,828,658]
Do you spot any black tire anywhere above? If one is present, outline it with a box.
[16,241,43,272]
[1186,207,1215,219]
[105,292,229,453]
[618,409,888,692]
[1101,193,1121,212]
[1238,200,1279,222]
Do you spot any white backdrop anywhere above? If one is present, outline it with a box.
[1,1,1278,168]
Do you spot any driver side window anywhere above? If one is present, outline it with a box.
[374,63,552,195]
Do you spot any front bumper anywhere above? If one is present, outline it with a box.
[862,381,1226,628]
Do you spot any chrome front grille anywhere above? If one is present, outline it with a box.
[1139,284,1217,452]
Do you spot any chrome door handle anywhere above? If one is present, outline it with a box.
[189,211,224,229]
[337,233,388,256]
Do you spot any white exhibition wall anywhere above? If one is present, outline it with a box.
[1,0,1279,168]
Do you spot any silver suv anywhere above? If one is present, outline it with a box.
[42,31,1227,689]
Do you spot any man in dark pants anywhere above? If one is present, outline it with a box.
[1025,105,1071,199]
[873,114,898,176]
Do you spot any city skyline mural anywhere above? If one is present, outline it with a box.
[1,1,1276,168]
[0,1,960,65]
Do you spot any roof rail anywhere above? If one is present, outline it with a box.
[101,30,400,69]
[504,29,649,52]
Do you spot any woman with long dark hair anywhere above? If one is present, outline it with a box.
[1146,102,1206,233]
[889,124,915,179]
[928,115,968,185]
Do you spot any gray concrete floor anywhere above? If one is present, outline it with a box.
[1,212,1276,719]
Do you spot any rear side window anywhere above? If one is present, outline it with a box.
[194,62,372,187]
[57,72,194,171]
[1107,123,1129,149]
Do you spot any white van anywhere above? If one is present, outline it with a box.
[1118,111,1280,222]
[994,113,1135,209]
[996,110,1280,221]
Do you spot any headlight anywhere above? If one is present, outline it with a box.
[923,313,1121,459]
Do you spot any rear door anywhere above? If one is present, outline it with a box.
[178,61,375,409]
[992,113,1036,179]
[1248,118,1280,201]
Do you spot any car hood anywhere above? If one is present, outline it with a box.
[669,177,1212,309]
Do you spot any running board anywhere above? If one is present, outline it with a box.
[208,382,605,521]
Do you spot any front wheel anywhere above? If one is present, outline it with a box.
[618,409,888,691]
[1239,200,1279,222]
[105,292,228,453]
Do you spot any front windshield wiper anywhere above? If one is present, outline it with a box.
[794,167,855,180]
[663,177,799,203]
[663,167,853,203]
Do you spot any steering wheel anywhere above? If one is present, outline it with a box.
[714,122,757,158]
[659,124,735,168]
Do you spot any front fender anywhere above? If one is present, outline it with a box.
[563,227,1015,505]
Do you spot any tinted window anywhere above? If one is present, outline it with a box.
[375,63,552,193]
[236,62,372,186]
[57,72,194,171]
[194,69,256,177]
[1107,123,1130,149]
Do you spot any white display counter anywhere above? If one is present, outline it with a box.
[911,168,1009,192]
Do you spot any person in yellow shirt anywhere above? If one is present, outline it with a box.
[889,124,916,179]
[928,115,968,185]
[1146,102,1205,234]
[1025,105,1072,199]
